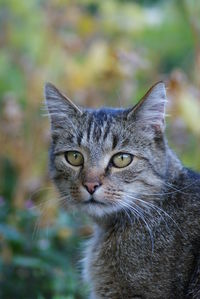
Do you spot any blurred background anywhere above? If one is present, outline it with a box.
[0,0,200,298]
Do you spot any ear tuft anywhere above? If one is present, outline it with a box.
[127,81,167,132]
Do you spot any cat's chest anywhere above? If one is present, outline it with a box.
[86,221,195,298]
[91,222,174,274]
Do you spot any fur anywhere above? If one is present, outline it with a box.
[45,82,200,298]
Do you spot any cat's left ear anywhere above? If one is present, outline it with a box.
[127,81,167,132]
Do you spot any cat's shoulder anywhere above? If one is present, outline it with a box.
[184,167,200,193]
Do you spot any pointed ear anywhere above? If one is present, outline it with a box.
[44,82,82,129]
[127,81,167,132]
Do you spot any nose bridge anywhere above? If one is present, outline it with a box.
[89,144,104,164]
[83,167,103,183]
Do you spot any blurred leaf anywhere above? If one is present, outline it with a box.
[180,95,200,134]
[0,158,18,202]
[13,256,50,269]
[0,224,23,242]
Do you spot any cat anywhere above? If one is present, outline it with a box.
[45,81,200,299]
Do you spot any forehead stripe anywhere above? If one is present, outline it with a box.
[93,124,102,141]
[87,116,93,141]
[77,131,83,146]
[112,134,118,150]
[103,122,110,141]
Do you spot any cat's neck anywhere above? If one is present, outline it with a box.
[91,210,134,232]
[165,146,184,184]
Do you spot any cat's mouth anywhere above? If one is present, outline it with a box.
[83,197,107,206]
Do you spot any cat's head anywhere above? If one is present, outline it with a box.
[45,82,168,218]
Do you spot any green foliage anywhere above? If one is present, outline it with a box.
[0,0,200,298]
[0,200,88,299]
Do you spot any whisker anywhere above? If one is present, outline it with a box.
[32,195,69,240]
[126,178,200,198]
[126,197,171,234]
[119,200,154,252]
[32,198,55,240]
[118,201,135,225]
[124,193,185,239]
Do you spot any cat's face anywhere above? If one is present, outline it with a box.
[45,82,167,218]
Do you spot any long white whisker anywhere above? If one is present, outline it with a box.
[119,200,154,252]
[118,202,134,225]
[125,196,171,234]
[124,193,185,238]
[134,178,200,197]
[32,198,55,240]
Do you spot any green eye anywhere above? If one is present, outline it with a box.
[112,153,133,168]
[65,151,84,166]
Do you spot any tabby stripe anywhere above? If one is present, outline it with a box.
[148,161,165,180]
[87,116,93,141]
[77,131,83,146]
[103,123,110,141]
[121,138,130,147]
[112,134,118,150]
[141,157,165,180]
[132,178,154,187]
[93,125,102,141]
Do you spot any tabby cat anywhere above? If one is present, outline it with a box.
[45,82,200,299]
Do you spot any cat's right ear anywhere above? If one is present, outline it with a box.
[44,82,83,128]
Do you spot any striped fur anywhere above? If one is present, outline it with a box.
[45,82,200,299]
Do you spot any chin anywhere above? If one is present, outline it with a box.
[81,201,121,218]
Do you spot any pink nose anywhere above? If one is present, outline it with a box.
[83,182,101,194]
